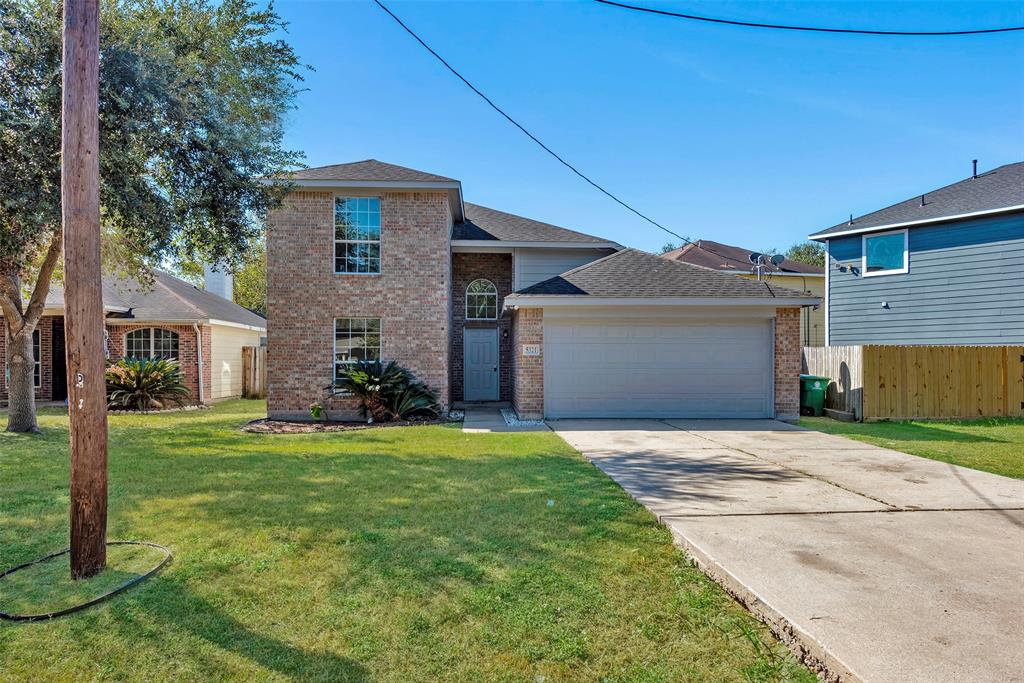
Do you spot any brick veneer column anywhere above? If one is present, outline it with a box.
[511,307,544,419]
[774,307,802,421]
[450,253,513,402]
[267,189,452,420]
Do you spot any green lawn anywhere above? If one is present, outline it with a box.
[0,401,811,682]
[800,416,1024,479]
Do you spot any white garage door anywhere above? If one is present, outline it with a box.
[544,316,773,419]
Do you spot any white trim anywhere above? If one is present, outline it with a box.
[32,329,41,389]
[333,317,382,387]
[207,319,267,332]
[124,327,181,360]
[103,318,265,332]
[861,228,909,278]
[452,240,620,250]
[824,241,830,346]
[465,279,498,321]
[504,296,820,310]
[808,204,1024,240]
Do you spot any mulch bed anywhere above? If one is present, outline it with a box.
[242,417,455,434]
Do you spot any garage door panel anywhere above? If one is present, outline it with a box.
[544,317,772,419]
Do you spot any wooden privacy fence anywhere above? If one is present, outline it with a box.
[242,346,267,399]
[802,345,1024,421]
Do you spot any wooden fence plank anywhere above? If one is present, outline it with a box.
[853,344,1024,420]
[242,346,267,399]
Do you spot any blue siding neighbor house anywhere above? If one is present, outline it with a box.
[809,162,1024,346]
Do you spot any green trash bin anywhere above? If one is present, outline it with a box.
[799,374,829,417]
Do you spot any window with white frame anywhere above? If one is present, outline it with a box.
[335,197,381,274]
[125,328,179,360]
[862,229,908,276]
[466,279,498,320]
[334,318,381,384]
[32,329,41,388]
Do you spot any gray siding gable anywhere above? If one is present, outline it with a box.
[827,212,1024,345]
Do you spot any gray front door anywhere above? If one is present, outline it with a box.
[464,327,499,401]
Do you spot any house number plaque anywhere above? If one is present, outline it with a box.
[522,344,541,357]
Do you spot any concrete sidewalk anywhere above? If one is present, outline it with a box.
[550,419,1024,683]
[461,407,549,433]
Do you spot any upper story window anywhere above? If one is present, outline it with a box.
[32,329,41,388]
[862,229,908,277]
[466,279,498,320]
[335,317,381,384]
[125,328,179,360]
[335,197,381,274]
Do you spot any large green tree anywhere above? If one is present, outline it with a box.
[0,0,303,431]
[785,241,826,268]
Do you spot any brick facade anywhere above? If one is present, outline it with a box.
[0,316,54,402]
[450,253,512,403]
[1,317,209,405]
[510,308,544,419]
[774,306,802,421]
[267,190,452,420]
[107,323,211,405]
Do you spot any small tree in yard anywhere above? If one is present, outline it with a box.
[0,0,305,432]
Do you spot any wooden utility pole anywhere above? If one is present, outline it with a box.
[62,0,107,579]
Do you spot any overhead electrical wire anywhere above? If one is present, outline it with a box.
[594,0,1024,36]
[372,0,697,251]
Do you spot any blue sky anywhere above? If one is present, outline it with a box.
[276,1,1023,252]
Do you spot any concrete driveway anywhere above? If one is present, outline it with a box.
[550,419,1024,683]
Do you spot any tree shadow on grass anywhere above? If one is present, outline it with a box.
[821,419,1016,445]
[107,575,368,682]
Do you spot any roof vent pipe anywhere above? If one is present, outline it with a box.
[920,194,925,207]
[972,159,978,179]
[848,213,853,225]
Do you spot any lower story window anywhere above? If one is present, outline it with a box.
[125,328,179,360]
[32,329,41,389]
[335,317,381,384]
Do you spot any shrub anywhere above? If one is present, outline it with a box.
[334,360,439,422]
[106,358,191,412]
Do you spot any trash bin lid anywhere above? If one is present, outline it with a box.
[799,374,830,382]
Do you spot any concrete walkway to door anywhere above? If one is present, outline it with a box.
[549,419,1024,683]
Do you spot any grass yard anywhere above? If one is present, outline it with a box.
[0,400,812,682]
[800,416,1024,479]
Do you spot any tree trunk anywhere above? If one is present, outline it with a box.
[5,329,39,433]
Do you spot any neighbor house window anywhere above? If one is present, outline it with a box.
[466,279,498,320]
[125,328,179,360]
[335,197,381,274]
[334,318,381,384]
[32,329,41,389]
[862,229,908,276]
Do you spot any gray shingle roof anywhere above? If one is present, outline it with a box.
[453,203,616,243]
[811,161,1024,239]
[511,249,816,299]
[286,159,456,183]
[663,239,823,275]
[46,271,266,328]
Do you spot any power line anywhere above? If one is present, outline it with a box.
[372,0,695,249]
[595,0,1024,36]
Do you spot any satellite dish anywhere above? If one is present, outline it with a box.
[770,254,785,266]
[748,252,762,264]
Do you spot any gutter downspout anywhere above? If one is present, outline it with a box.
[192,323,205,405]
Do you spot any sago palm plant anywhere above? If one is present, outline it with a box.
[106,358,191,412]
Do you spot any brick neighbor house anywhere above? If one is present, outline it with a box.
[267,159,818,421]
[1,269,266,406]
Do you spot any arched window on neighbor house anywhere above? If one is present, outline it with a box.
[125,328,179,360]
[466,279,498,320]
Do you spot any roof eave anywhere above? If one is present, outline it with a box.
[808,204,1024,241]
[504,295,820,310]
[264,178,465,222]
[451,240,621,250]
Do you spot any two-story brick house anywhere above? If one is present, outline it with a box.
[267,160,817,421]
